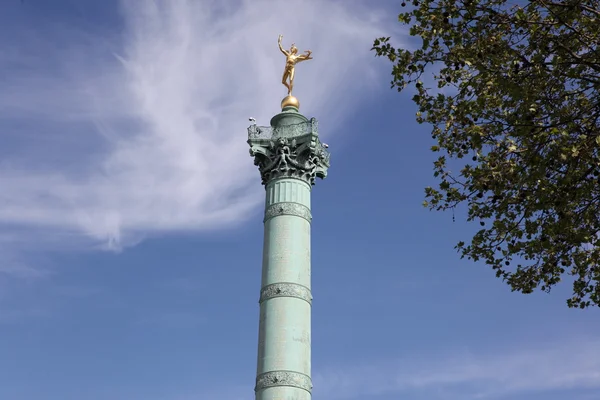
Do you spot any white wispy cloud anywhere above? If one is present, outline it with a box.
[312,337,600,399]
[0,0,394,262]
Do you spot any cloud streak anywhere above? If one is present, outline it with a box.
[0,0,391,254]
[312,337,600,399]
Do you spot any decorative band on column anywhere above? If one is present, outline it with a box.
[259,282,312,305]
[264,202,311,223]
[255,370,313,393]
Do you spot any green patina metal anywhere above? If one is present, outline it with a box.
[248,105,330,400]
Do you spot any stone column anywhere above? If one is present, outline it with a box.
[248,103,330,400]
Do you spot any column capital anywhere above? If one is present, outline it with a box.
[248,112,330,186]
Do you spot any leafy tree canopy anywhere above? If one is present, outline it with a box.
[373,0,600,308]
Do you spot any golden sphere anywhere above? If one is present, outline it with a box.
[281,95,300,110]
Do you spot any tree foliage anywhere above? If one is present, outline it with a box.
[373,0,600,308]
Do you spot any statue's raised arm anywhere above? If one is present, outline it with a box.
[278,34,288,56]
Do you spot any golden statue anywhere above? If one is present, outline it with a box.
[278,34,312,108]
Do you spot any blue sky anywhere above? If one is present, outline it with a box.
[0,1,599,399]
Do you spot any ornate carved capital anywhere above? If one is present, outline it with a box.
[255,370,313,393]
[264,202,311,223]
[248,118,330,186]
[259,282,312,305]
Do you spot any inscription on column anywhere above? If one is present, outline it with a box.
[255,371,313,393]
[259,283,312,305]
[264,202,312,223]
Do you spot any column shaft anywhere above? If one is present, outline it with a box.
[255,178,313,400]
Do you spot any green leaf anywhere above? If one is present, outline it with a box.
[372,0,600,308]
